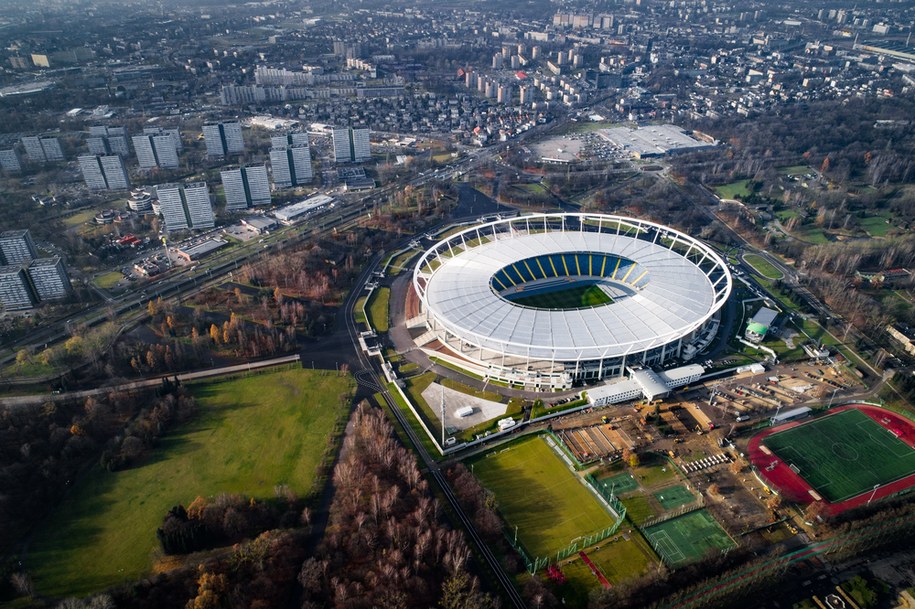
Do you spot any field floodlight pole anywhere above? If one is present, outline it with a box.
[440,385,446,448]
[867,483,880,505]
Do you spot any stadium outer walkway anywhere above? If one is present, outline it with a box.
[747,404,915,515]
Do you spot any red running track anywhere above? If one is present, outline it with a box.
[579,551,611,589]
[747,404,915,516]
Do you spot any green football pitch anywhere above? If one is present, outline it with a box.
[763,408,915,503]
[508,284,612,309]
[644,510,736,567]
[471,436,616,559]
[654,485,695,510]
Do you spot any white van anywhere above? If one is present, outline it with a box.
[455,406,474,418]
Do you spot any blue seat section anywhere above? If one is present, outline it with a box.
[492,253,637,292]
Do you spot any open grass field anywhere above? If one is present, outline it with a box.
[27,368,354,597]
[763,408,915,503]
[92,271,124,289]
[509,284,611,309]
[366,287,390,332]
[471,436,615,559]
[620,495,659,526]
[632,460,678,487]
[586,535,655,583]
[743,254,783,280]
[653,485,694,510]
[780,165,810,176]
[597,471,640,495]
[62,208,102,227]
[644,509,736,567]
[714,180,753,200]
[858,213,893,237]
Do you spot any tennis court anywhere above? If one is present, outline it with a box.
[644,510,736,567]
[471,436,616,558]
[653,485,694,510]
[763,408,915,503]
[597,471,640,495]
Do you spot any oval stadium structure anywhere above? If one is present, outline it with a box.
[410,214,731,390]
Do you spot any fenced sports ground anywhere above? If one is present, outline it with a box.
[749,405,915,513]
[644,510,736,568]
[471,435,618,559]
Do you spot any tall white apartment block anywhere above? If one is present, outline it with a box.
[156,183,215,232]
[270,145,313,187]
[26,257,71,300]
[0,229,38,265]
[133,131,180,170]
[271,132,309,149]
[78,155,130,190]
[203,122,244,157]
[221,165,271,210]
[22,136,64,162]
[332,127,371,163]
[0,149,21,172]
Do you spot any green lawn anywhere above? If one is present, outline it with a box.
[586,535,654,583]
[596,471,640,495]
[27,368,354,597]
[714,180,753,200]
[387,249,420,276]
[763,408,915,503]
[509,284,612,309]
[653,485,695,510]
[353,294,368,325]
[366,287,390,332]
[620,495,659,526]
[633,460,678,487]
[62,208,101,227]
[644,510,736,567]
[92,271,124,289]
[471,436,616,559]
[779,165,810,176]
[858,214,893,237]
[743,254,783,280]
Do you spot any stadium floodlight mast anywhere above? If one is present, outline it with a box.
[867,483,880,505]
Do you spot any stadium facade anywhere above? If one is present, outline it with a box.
[411,214,731,390]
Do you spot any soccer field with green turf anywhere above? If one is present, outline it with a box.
[763,408,915,503]
[644,510,735,567]
[508,284,612,309]
[470,436,615,559]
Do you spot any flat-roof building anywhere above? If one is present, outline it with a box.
[270,145,313,187]
[26,256,70,300]
[0,149,20,172]
[332,127,371,163]
[745,307,778,343]
[133,128,180,169]
[176,238,228,262]
[0,266,36,310]
[221,165,271,211]
[273,194,333,223]
[0,229,37,265]
[598,124,715,159]
[156,182,215,232]
[78,154,130,190]
[203,122,244,157]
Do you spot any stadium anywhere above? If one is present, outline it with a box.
[409,213,731,390]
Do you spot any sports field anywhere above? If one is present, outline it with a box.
[471,436,615,558]
[763,408,915,503]
[654,485,695,510]
[597,471,640,495]
[644,510,736,567]
[27,368,354,597]
[509,284,611,309]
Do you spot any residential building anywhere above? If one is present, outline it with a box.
[0,266,36,310]
[271,132,309,148]
[332,127,371,163]
[26,257,71,300]
[203,122,244,157]
[78,155,130,190]
[0,149,21,172]
[21,136,64,162]
[221,165,271,210]
[270,145,313,187]
[155,183,215,232]
[133,128,181,170]
[87,126,130,156]
[0,230,38,265]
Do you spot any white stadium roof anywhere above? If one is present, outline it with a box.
[416,214,730,363]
